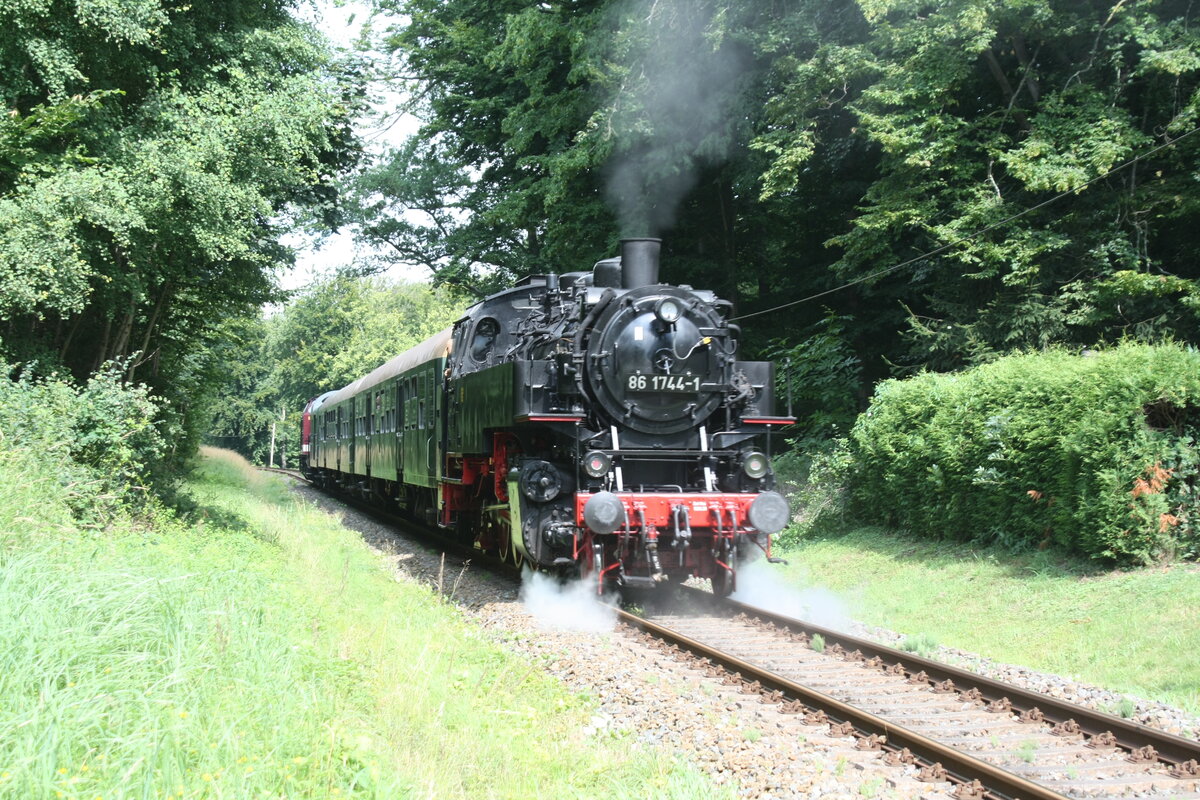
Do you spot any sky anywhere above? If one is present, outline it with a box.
[278,0,423,292]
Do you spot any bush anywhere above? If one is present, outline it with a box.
[0,361,168,526]
[846,343,1200,564]
[772,437,854,548]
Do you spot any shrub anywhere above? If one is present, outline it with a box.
[0,361,168,526]
[846,343,1200,564]
[772,437,854,547]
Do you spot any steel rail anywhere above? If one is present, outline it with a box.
[260,467,304,480]
[618,608,1068,800]
[701,591,1200,767]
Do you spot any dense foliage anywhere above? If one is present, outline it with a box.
[365,0,1200,418]
[0,0,364,477]
[845,343,1200,564]
[0,363,167,525]
[207,276,465,464]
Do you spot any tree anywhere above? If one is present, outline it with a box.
[749,0,1200,369]
[206,275,466,463]
[369,0,1200,406]
[0,0,367,467]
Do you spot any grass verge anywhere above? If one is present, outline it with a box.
[0,446,725,799]
[777,527,1200,713]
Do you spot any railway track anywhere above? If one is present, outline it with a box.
[622,589,1200,800]
[260,466,304,481]
[262,468,1199,799]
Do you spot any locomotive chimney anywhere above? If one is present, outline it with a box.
[620,238,661,289]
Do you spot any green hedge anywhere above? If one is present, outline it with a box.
[847,343,1200,564]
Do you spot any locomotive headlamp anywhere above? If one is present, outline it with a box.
[742,451,770,479]
[583,450,612,478]
[653,297,682,324]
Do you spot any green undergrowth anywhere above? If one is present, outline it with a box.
[778,527,1200,713]
[0,446,724,799]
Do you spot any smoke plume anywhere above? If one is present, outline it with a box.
[730,560,851,632]
[603,0,749,236]
[519,567,618,633]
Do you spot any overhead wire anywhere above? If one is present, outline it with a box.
[731,125,1200,323]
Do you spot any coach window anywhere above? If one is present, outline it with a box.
[471,317,499,364]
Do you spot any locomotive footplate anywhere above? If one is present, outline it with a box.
[570,490,786,595]
[573,491,761,532]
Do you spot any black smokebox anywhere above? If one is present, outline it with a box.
[620,237,661,289]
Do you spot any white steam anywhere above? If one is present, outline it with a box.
[603,0,749,236]
[731,560,851,632]
[519,568,618,633]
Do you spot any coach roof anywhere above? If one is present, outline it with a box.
[324,327,454,407]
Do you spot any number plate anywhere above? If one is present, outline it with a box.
[625,373,701,393]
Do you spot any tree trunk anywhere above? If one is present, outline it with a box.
[129,282,171,381]
[983,48,1030,131]
[716,176,738,304]
[59,313,84,361]
[109,299,136,364]
[93,317,113,373]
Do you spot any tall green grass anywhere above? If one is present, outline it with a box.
[0,447,724,799]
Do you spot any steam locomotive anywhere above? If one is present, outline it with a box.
[299,239,792,595]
